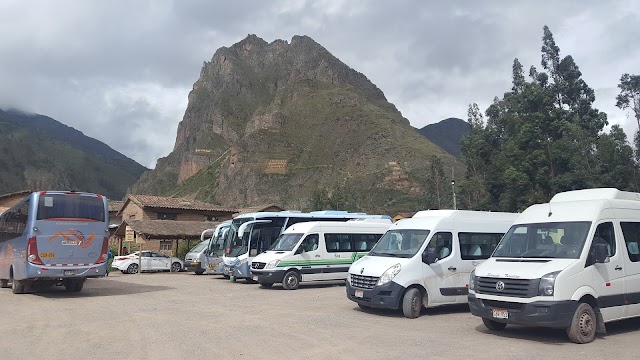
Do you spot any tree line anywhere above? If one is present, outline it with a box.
[459,25,640,212]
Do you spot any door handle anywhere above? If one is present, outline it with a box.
[448,267,457,271]
[315,255,321,258]
[615,265,623,271]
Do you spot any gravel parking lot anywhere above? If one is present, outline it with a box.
[2,272,640,360]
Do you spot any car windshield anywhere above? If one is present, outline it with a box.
[493,221,591,259]
[269,233,304,251]
[369,230,430,258]
[189,241,208,253]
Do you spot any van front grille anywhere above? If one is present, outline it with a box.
[350,274,379,290]
[476,277,539,298]
[481,299,525,311]
[251,262,266,270]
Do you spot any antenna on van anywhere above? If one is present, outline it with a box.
[548,203,553,217]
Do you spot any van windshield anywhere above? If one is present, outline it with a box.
[493,221,591,259]
[269,233,304,251]
[369,230,430,258]
[189,241,208,253]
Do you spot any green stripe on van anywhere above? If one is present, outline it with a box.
[276,253,367,267]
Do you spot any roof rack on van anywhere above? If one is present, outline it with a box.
[550,188,640,202]
[347,218,393,223]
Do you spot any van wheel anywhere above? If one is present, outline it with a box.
[127,263,139,274]
[402,288,422,318]
[358,304,370,311]
[482,318,507,331]
[566,303,596,344]
[282,271,300,290]
[259,282,273,288]
[195,270,205,275]
[0,279,9,288]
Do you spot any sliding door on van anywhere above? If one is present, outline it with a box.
[324,234,354,280]
[590,221,625,320]
[620,222,640,317]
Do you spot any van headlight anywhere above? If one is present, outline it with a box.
[347,273,352,285]
[377,263,401,286]
[265,260,280,269]
[538,271,560,296]
[469,270,477,291]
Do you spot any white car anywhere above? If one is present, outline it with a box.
[111,251,183,274]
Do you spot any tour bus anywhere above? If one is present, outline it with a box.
[0,191,109,294]
[469,188,640,344]
[346,210,518,318]
[250,219,392,289]
[222,211,392,282]
[184,220,231,275]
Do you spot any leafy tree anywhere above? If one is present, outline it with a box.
[616,73,640,161]
[459,25,637,212]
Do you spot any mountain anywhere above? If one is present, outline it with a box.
[130,34,460,213]
[0,109,147,199]
[417,118,470,157]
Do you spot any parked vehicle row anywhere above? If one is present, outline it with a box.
[205,188,640,345]
[111,251,183,274]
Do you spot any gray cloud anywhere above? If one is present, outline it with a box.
[1,0,638,168]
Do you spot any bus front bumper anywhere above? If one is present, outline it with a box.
[468,293,578,328]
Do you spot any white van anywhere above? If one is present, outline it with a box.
[346,210,518,318]
[250,219,392,290]
[469,188,640,344]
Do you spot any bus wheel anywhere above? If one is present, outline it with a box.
[223,274,230,280]
[0,279,9,288]
[402,288,422,318]
[11,275,25,295]
[566,303,597,344]
[282,271,300,290]
[195,270,205,275]
[127,263,139,274]
[64,279,84,292]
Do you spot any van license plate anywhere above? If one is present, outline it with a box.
[492,309,508,319]
[355,290,364,298]
[64,270,75,276]
[252,276,258,281]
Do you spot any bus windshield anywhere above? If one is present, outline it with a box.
[493,222,591,259]
[208,227,229,256]
[36,194,105,222]
[225,218,254,257]
[269,233,304,251]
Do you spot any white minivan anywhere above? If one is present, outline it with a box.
[346,210,518,318]
[250,219,392,290]
[469,188,640,344]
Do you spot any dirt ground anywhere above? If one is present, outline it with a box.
[2,272,640,360]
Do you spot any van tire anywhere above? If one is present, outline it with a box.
[482,318,507,331]
[358,304,370,311]
[282,271,300,290]
[0,279,9,288]
[566,303,597,344]
[402,288,422,318]
[259,282,273,288]
[195,270,205,275]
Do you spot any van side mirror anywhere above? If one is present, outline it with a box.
[587,242,610,266]
[422,248,437,265]
[295,246,304,255]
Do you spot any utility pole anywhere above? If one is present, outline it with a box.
[451,166,457,210]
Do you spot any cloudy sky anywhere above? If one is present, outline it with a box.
[1,1,638,168]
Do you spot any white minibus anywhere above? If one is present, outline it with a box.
[346,210,518,318]
[469,188,640,343]
[250,219,391,289]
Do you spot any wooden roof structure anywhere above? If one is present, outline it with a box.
[117,194,235,216]
[108,200,125,213]
[113,219,221,240]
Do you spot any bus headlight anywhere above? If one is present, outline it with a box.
[236,259,248,267]
[265,260,280,269]
[538,271,560,296]
[377,263,401,286]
